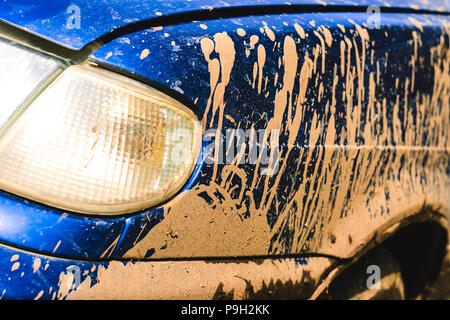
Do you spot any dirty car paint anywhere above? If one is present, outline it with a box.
[0,241,335,299]
[0,0,449,49]
[0,1,448,300]
[90,12,449,261]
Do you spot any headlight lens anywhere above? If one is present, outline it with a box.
[0,64,201,215]
[0,38,64,134]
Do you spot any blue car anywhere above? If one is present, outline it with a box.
[0,0,448,300]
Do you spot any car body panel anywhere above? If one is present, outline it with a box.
[0,1,448,299]
[0,0,449,49]
[0,190,126,259]
[0,241,335,300]
[0,10,447,262]
[90,12,449,260]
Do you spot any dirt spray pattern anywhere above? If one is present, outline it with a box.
[55,15,450,299]
[124,18,449,259]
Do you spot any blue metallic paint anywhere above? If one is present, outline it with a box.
[0,9,447,259]
[0,242,108,300]
[0,0,448,49]
[89,12,448,258]
[0,0,448,299]
[0,189,126,259]
[0,240,325,299]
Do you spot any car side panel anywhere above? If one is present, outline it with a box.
[89,12,449,260]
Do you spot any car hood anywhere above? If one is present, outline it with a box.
[0,0,449,50]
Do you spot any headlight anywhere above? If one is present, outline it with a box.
[0,62,201,215]
[0,37,64,135]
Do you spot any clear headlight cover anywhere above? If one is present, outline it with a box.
[0,65,201,215]
[0,38,64,134]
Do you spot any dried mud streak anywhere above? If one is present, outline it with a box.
[64,257,333,300]
[51,17,450,297]
[126,31,273,258]
[123,18,450,260]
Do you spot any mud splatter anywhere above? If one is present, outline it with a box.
[62,257,334,300]
[32,257,41,273]
[140,49,149,60]
[11,262,19,271]
[123,17,449,262]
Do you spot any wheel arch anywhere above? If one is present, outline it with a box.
[312,205,448,299]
